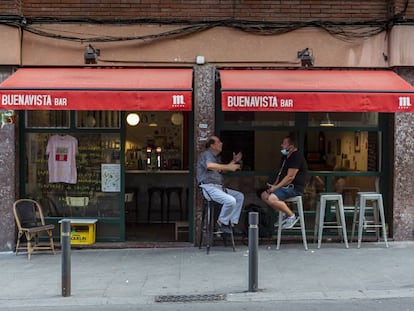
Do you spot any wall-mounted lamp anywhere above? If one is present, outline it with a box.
[196,55,205,65]
[84,44,100,64]
[148,113,158,127]
[297,48,314,67]
[126,113,140,126]
[320,113,335,127]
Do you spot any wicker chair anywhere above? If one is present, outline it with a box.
[13,199,56,260]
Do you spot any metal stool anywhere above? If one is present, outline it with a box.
[147,187,165,223]
[276,196,308,250]
[125,188,139,223]
[175,221,189,241]
[315,193,349,249]
[198,187,235,254]
[165,187,183,222]
[351,192,389,248]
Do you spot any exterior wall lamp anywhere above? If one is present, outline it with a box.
[84,44,100,64]
[298,48,314,67]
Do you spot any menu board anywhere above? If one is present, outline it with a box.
[101,164,121,192]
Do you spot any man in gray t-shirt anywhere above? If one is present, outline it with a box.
[196,135,244,233]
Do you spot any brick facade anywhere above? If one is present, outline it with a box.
[1,1,406,21]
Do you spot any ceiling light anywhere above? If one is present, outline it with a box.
[148,113,158,127]
[126,113,140,126]
[320,113,335,127]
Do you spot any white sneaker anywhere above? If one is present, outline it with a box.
[274,214,288,227]
[282,215,299,229]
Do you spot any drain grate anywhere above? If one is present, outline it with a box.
[155,293,226,303]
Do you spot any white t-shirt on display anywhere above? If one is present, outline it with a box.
[46,135,78,184]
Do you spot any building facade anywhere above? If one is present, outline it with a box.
[1,0,414,250]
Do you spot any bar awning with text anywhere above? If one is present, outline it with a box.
[220,69,414,112]
[0,68,193,111]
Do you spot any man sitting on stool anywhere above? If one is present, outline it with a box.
[196,135,244,233]
[261,135,307,229]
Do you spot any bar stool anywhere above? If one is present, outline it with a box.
[198,187,235,254]
[315,193,349,249]
[351,192,389,248]
[276,196,308,250]
[147,187,165,223]
[165,187,183,222]
[125,188,139,223]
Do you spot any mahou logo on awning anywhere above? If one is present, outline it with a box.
[398,96,411,109]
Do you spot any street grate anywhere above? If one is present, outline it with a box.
[155,294,226,303]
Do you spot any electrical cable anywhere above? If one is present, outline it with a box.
[0,13,413,44]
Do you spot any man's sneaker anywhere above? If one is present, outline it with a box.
[274,214,288,227]
[282,215,299,229]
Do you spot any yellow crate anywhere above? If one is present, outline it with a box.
[70,224,96,244]
[60,219,97,245]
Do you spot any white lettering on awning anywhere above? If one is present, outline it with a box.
[2,94,54,106]
[227,96,279,108]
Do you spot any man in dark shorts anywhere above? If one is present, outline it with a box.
[261,135,307,229]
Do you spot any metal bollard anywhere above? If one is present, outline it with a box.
[248,212,259,292]
[61,219,71,297]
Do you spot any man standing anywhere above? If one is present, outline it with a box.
[261,135,307,229]
[196,135,244,233]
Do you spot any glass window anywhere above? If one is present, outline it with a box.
[24,132,121,218]
[125,111,187,170]
[76,111,120,128]
[308,112,378,128]
[305,130,380,172]
[220,130,292,171]
[223,111,295,126]
[26,110,70,128]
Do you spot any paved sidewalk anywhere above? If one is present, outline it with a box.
[1,241,414,308]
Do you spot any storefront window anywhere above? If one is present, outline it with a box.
[305,130,380,172]
[308,112,378,128]
[26,110,70,128]
[24,132,121,218]
[219,111,383,215]
[76,110,120,128]
[125,111,186,170]
[223,111,295,126]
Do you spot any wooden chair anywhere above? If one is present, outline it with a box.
[13,199,56,260]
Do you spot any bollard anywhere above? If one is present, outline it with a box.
[248,212,259,292]
[61,219,71,297]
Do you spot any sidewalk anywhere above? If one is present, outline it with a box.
[1,241,414,308]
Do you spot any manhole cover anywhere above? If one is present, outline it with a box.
[155,294,226,303]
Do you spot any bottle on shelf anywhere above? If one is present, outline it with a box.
[137,150,143,170]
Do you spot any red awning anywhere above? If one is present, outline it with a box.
[0,68,193,111]
[220,69,414,112]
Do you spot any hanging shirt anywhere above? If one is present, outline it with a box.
[46,135,78,184]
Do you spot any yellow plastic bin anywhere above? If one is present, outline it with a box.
[59,219,98,245]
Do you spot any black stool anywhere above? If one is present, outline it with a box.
[165,187,183,222]
[198,187,235,254]
[147,187,165,223]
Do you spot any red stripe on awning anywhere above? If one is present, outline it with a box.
[221,69,414,112]
[0,68,193,110]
